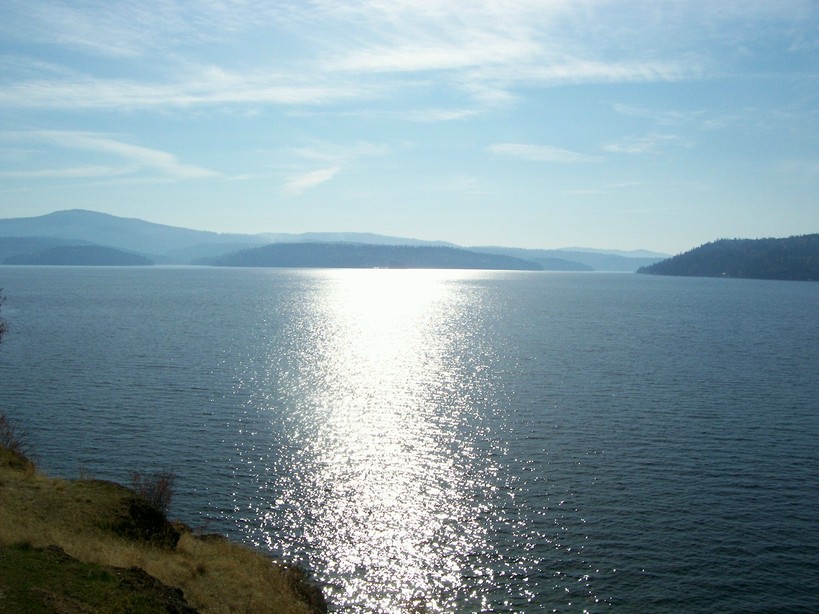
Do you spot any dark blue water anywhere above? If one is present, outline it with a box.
[1,267,817,612]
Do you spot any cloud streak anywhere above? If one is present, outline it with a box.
[488,143,599,163]
[0,71,370,110]
[0,0,736,115]
[0,131,217,180]
[283,166,341,197]
[0,165,129,179]
[278,140,388,196]
[613,104,707,125]
[603,133,683,155]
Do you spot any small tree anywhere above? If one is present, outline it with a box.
[130,470,176,516]
[0,411,25,456]
[0,293,28,466]
[0,290,7,344]
[0,293,18,456]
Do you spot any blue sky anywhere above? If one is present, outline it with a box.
[1,1,817,253]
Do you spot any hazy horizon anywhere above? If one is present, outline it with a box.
[1,207,680,255]
[1,2,817,254]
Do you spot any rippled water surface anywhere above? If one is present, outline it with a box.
[1,267,817,612]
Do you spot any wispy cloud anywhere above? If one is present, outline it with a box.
[0,165,129,179]
[331,38,540,74]
[404,108,480,122]
[0,70,370,110]
[563,188,603,196]
[603,133,683,155]
[288,141,389,164]
[287,107,481,123]
[613,104,707,125]
[487,143,599,163]
[316,2,700,109]
[0,0,283,57]
[473,58,696,87]
[0,0,719,116]
[6,0,802,123]
[0,131,217,180]
[561,180,649,197]
[283,166,341,196]
[279,140,388,196]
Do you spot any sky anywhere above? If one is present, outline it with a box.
[0,0,817,254]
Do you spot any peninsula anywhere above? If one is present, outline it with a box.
[637,235,819,281]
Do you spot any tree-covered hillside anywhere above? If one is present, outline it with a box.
[637,235,819,281]
[207,242,542,270]
[4,245,153,266]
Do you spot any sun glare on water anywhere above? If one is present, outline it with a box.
[236,269,503,611]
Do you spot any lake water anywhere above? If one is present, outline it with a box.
[0,266,817,612]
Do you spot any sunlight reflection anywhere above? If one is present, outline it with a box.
[246,269,503,611]
[306,270,487,610]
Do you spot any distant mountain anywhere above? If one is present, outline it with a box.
[0,210,458,265]
[554,250,664,271]
[206,243,542,270]
[0,209,264,260]
[5,245,153,266]
[558,247,669,259]
[0,209,665,270]
[469,246,662,272]
[637,235,819,281]
[528,257,593,272]
[258,231,456,247]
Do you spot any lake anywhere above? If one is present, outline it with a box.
[0,266,817,612]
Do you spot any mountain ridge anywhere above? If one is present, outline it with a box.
[0,209,664,271]
[0,209,263,257]
[205,242,542,271]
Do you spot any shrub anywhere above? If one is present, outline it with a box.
[130,470,176,516]
[0,410,26,456]
[0,290,7,343]
[0,410,33,470]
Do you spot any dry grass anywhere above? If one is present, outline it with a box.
[0,441,325,614]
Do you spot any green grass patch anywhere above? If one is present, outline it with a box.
[0,542,195,613]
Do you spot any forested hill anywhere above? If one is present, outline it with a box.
[637,235,819,281]
[5,245,153,266]
[206,242,542,270]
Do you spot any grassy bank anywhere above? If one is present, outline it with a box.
[0,432,326,613]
